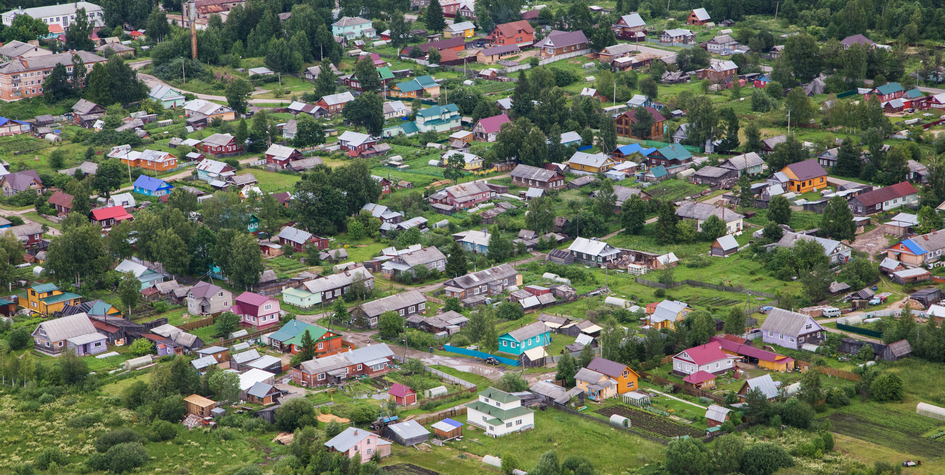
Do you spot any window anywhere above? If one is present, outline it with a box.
[399,309,405,316]
[516,419,522,425]
[318,373,326,381]
[317,342,323,349]
[496,402,501,407]
[357,364,362,371]
[264,304,272,311]
[367,448,372,455]
[482,415,488,422]
[506,422,512,428]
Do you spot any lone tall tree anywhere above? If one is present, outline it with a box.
[426,0,447,32]
[446,241,468,277]
[821,195,856,241]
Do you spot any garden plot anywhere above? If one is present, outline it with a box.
[596,405,704,439]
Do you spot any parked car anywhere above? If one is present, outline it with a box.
[484,357,500,365]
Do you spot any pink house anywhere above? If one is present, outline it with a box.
[324,427,392,462]
[229,292,281,329]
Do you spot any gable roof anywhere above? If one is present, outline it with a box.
[3,169,41,192]
[783,159,827,181]
[618,13,646,28]
[277,226,314,245]
[676,201,743,222]
[705,404,731,422]
[759,308,817,337]
[853,181,917,207]
[568,237,619,257]
[873,82,904,96]
[676,341,728,365]
[713,234,739,251]
[885,339,912,357]
[358,290,427,319]
[492,20,534,39]
[133,175,171,192]
[586,357,635,379]
[744,374,779,399]
[568,151,610,168]
[47,190,73,208]
[691,7,710,20]
[504,322,549,342]
[202,133,236,147]
[36,313,97,342]
[721,152,764,171]
[265,144,299,159]
[841,34,875,47]
[622,106,666,123]
[510,164,560,182]
[476,113,510,134]
[325,427,381,452]
[389,383,415,397]
[320,92,355,106]
[90,206,133,221]
[535,30,589,49]
[683,370,717,384]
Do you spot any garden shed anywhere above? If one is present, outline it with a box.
[431,418,463,439]
[389,383,417,406]
[917,402,945,422]
[384,420,430,446]
[881,339,912,361]
[704,404,731,427]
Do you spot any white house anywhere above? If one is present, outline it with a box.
[465,387,535,437]
[759,308,825,350]
[672,341,736,376]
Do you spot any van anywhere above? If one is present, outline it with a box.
[821,307,841,318]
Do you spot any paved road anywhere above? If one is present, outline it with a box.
[918,86,945,95]
[131,60,288,105]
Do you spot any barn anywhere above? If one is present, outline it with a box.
[384,420,430,446]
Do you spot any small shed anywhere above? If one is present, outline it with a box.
[917,402,945,422]
[431,418,463,439]
[184,394,217,417]
[881,339,912,361]
[909,287,942,308]
[891,268,931,285]
[389,383,417,406]
[704,404,731,427]
[710,235,738,257]
[424,386,448,398]
[384,420,430,446]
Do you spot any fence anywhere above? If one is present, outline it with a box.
[179,316,215,331]
[836,323,883,339]
[646,38,695,48]
[425,366,476,389]
[412,405,467,425]
[552,403,669,445]
[641,372,725,403]
[812,365,862,382]
[442,345,519,366]
[219,325,290,347]
[836,90,858,98]
[500,49,594,74]
[633,277,777,299]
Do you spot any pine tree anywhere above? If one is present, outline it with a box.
[315,65,337,98]
[487,226,511,262]
[299,330,316,361]
[446,241,467,277]
[555,352,577,387]
[621,195,647,234]
[737,174,754,208]
[655,201,678,244]
[744,120,762,152]
[723,306,747,335]
[426,0,446,33]
[821,195,856,241]
[768,195,792,225]
[834,139,861,177]
[85,63,111,106]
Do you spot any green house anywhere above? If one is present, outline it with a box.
[282,287,321,309]
[247,214,260,234]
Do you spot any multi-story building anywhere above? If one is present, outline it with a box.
[0,51,104,101]
[2,2,104,28]
[465,387,535,437]
[443,264,520,300]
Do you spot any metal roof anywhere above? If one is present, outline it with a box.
[358,290,427,319]
[567,237,619,257]
[714,234,739,251]
[705,404,731,423]
[231,349,261,365]
[35,313,97,342]
[325,427,380,452]
[745,374,779,399]
[759,308,817,337]
[504,322,549,342]
[387,420,430,440]
[247,381,275,398]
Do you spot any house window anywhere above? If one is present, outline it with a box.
[318,373,326,380]
[357,364,362,371]
[516,419,522,425]
[264,304,272,311]
[399,309,405,316]
[317,342,323,350]
[506,422,512,428]
[482,415,488,422]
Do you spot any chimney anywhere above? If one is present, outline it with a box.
[354,430,358,435]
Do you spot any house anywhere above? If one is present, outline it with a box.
[352,290,427,328]
[316,92,356,114]
[614,107,665,139]
[612,13,646,39]
[429,181,495,210]
[886,231,945,267]
[687,7,711,25]
[867,82,905,102]
[586,357,639,394]
[574,368,617,401]
[401,39,465,60]
[1,170,42,196]
[338,131,377,154]
[201,133,244,158]
[384,104,460,137]
[647,143,692,168]
[718,153,764,177]
[568,151,613,174]
[268,320,326,352]
[465,387,535,437]
[278,226,329,253]
[115,259,164,290]
[443,264,520,300]
[229,292,281,329]
[753,74,772,88]
[567,237,621,266]
[488,20,534,47]
[840,34,876,49]
[265,145,303,170]
[660,28,695,44]
[891,267,931,285]
[780,159,828,193]
[760,135,787,154]
[675,201,744,234]
[696,61,739,83]
[89,206,133,230]
[389,383,417,406]
[281,282,319,307]
[0,51,104,102]
[184,394,216,417]
[773,232,852,265]
[383,101,409,120]
[182,99,236,125]
[706,35,743,55]
[444,21,475,38]
[709,336,795,372]
[58,161,98,177]
[148,85,186,109]
[737,374,781,402]
[705,405,731,427]
[848,182,918,215]
[9,222,42,247]
[711,235,739,257]
[760,308,825,350]
[72,99,106,127]
[246,382,282,405]
[477,44,520,64]
[47,190,73,216]
[690,166,737,188]
[473,114,510,142]
[132,175,173,197]
[649,300,690,330]
[510,164,566,190]
[324,427,392,463]
[881,339,913,361]
[286,157,324,172]
[187,281,232,316]
[672,341,736,376]
[498,322,550,356]
[380,246,446,278]
[32,312,106,356]
[431,418,463,439]
[292,344,395,386]
[332,16,375,39]
[27,282,81,317]
[682,371,717,389]
[535,30,589,59]
[384,420,430,446]
[195,159,235,182]
[302,267,375,304]
[119,149,178,173]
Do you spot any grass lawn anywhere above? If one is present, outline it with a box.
[24,211,60,231]
[240,169,299,193]
[100,372,152,396]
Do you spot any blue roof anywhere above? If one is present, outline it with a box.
[901,238,927,256]
[757,74,770,82]
[133,175,172,192]
[615,143,643,155]
[640,147,657,156]
[441,418,463,427]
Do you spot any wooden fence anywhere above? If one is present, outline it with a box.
[425,366,476,389]
[800,361,861,382]
[179,316,215,331]
[412,406,467,425]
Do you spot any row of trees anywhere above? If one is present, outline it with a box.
[44,55,148,106]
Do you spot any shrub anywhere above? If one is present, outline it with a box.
[242,417,269,433]
[233,466,263,475]
[88,442,149,473]
[11,464,33,475]
[654,288,666,298]
[34,447,67,471]
[94,429,146,453]
[825,387,850,408]
[149,420,177,442]
[37,393,56,405]
[155,395,186,422]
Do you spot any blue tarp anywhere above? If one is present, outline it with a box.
[443,345,519,366]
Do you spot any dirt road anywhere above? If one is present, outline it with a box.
[131,60,286,105]
[850,225,888,261]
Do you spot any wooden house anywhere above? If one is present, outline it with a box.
[705,405,731,428]
[779,159,828,193]
[586,357,639,393]
[760,308,824,350]
[229,292,281,330]
[47,190,73,216]
[672,341,736,376]
[710,235,739,257]
[488,20,534,47]
[615,107,665,140]
[881,339,913,361]
[687,8,710,25]
[32,313,105,356]
[682,371,717,389]
[292,344,395,387]
[431,418,463,439]
[184,394,217,417]
[575,368,618,401]
[535,30,589,59]
[737,374,780,402]
[27,282,81,317]
[388,383,417,406]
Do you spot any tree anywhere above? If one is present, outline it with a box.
[555,352,577,387]
[354,56,381,92]
[487,226,512,262]
[870,373,904,402]
[785,87,815,126]
[65,8,95,51]
[639,76,658,99]
[426,0,447,32]
[208,370,240,403]
[621,195,647,235]
[343,92,385,136]
[8,327,30,350]
[713,435,744,474]
[494,372,529,392]
[630,106,654,139]
[428,48,442,64]
[129,338,153,356]
[2,14,47,43]
[443,152,466,184]
[684,96,718,149]
[202,192,249,231]
[496,301,524,320]
[744,120,763,152]
[446,241,467,277]
[700,215,727,242]
[595,178,617,218]
[717,107,740,153]
[156,229,189,278]
[225,79,254,115]
[783,33,822,82]
[578,341,595,367]
[389,11,411,49]
[834,138,861,177]
[917,206,943,234]
[598,112,617,153]
[740,443,794,475]
[227,233,264,290]
[724,306,746,336]
[298,329,316,362]
[215,312,240,339]
[72,54,87,92]
[737,174,754,208]
[655,201,678,244]
[117,271,140,318]
[821,195,856,241]
[315,66,337,98]
[43,63,73,103]
[664,438,710,475]
[379,310,404,340]
[275,398,317,432]
[590,18,617,51]
[525,196,555,234]
[768,195,792,225]
[264,38,303,74]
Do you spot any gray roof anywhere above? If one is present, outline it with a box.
[885,339,912,357]
[191,355,218,370]
[510,164,559,182]
[278,226,314,245]
[893,268,930,279]
[202,133,236,147]
[445,264,517,290]
[231,349,261,365]
[567,237,620,258]
[0,51,103,76]
[247,355,283,370]
[247,381,275,398]
[36,313,97,342]
[651,300,688,324]
[694,165,733,179]
[714,234,739,251]
[387,420,429,440]
[298,344,395,374]
[721,152,764,171]
[705,404,731,423]
[759,308,814,337]
[745,374,779,399]
[394,246,446,267]
[303,268,373,294]
[505,322,550,342]
[575,367,606,384]
[775,232,845,257]
[358,290,427,318]
[676,201,744,223]
[325,427,382,452]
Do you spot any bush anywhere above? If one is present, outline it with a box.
[88,442,149,473]
[233,466,263,475]
[740,443,794,475]
[654,288,666,298]
[11,464,33,475]
[242,417,269,433]
[825,387,850,408]
[275,398,317,432]
[34,447,67,471]
[94,429,146,453]
[149,420,177,442]
[155,395,186,422]
[871,373,904,402]
[37,393,56,405]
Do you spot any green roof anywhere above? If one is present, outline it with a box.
[657,143,691,161]
[284,326,331,347]
[416,103,459,118]
[282,287,314,298]
[478,387,519,404]
[904,88,924,99]
[395,79,423,93]
[377,66,394,80]
[31,283,58,294]
[874,82,903,95]
[466,400,533,423]
[401,121,420,134]
[415,75,437,88]
[40,292,81,305]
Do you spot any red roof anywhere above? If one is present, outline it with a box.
[708,336,794,364]
[476,113,510,134]
[492,20,534,39]
[854,181,917,207]
[91,206,133,222]
[624,106,666,124]
[682,370,717,384]
[130,31,143,37]
[389,383,415,398]
[675,341,728,366]
[47,190,74,209]
[92,320,120,334]
[232,291,274,317]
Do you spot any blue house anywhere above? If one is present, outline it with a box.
[560,131,583,147]
[133,175,173,197]
[457,230,490,255]
[498,322,551,356]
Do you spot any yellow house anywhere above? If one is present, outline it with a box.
[586,357,640,394]
[780,159,828,194]
[567,152,614,173]
[443,150,482,171]
[648,300,690,330]
[575,368,618,401]
[444,21,476,38]
[27,283,82,317]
